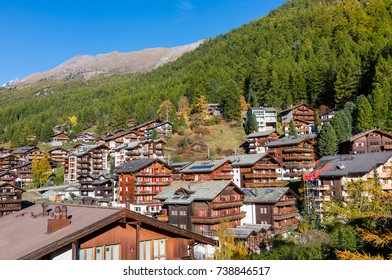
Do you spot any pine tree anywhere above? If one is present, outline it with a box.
[245,113,258,134]
[318,122,338,156]
[289,119,297,137]
[356,96,374,132]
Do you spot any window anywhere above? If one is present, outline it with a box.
[171,210,178,215]
[260,207,267,214]
[179,224,187,229]
[140,239,166,260]
[79,244,119,260]
[180,210,186,216]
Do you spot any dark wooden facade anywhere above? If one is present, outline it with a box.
[0,154,20,171]
[116,160,173,207]
[245,130,281,154]
[241,156,283,188]
[265,136,316,179]
[48,148,68,164]
[280,103,316,127]
[179,160,233,181]
[157,181,246,237]
[0,182,25,216]
[339,128,392,154]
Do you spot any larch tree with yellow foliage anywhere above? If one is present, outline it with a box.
[323,177,392,260]
[213,222,249,260]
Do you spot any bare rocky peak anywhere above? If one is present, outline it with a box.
[17,40,204,86]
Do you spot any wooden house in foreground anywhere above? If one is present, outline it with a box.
[0,203,216,260]
[0,182,25,216]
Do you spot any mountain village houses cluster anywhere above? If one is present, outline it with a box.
[1,103,392,260]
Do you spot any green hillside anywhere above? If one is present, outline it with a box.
[1,0,392,147]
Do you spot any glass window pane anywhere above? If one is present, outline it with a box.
[112,244,119,260]
[86,248,93,260]
[145,241,151,260]
[139,242,145,260]
[154,240,159,258]
[78,248,85,260]
[160,239,165,257]
[105,246,111,260]
[96,246,102,260]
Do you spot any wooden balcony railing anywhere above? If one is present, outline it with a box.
[273,210,299,221]
[191,211,246,224]
[210,200,243,210]
[244,173,279,179]
[244,181,285,188]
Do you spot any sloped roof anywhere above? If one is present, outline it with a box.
[180,159,231,173]
[0,203,216,259]
[228,227,257,239]
[264,135,316,147]
[340,128,392,144]
[12,146,38,154]
[155,180,241,205]
[243,187,295,204]
[227,153,278,167]
[318,151,392,177]
[66,143,108,157]
[280,103,315,114]
[245,130,281,139]
[113,158,169,174]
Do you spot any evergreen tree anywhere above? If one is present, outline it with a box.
[221,80,241,122]
[245,113,258,134]
[318,122,338,156]
[247,88,258,107]
[356,96,374,132]
[289,119,297,137]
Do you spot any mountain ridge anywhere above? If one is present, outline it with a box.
[14,40,204,87]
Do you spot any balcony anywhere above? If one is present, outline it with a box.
[283,148,314,153]
[136,172,172,177]
[191,211,246,224]
[0,205,21,211]
[210,200,243,210]
[0,198,21,203]
[134,191,158,196]
[253,164,279,170]
[284,172,302,178]
[273,210,299,220]
[244,173,279,179]
[135,181,170,186]
[211,174,233,180]
[276,199,296,207]
[283,155,314,161]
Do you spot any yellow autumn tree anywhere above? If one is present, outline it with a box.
[31,154,52,188]
[323,178,392,259]
[213,222,249,260]
[68,115,78,127]
[157,100,175,122]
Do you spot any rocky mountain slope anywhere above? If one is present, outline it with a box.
[16,40,204,86]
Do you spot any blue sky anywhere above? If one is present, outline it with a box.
[0,0,285,85]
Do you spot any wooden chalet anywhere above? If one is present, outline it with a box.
[0,154,20,171]
[0,171,17,185]
[0,182,25,216]
[51,132,70,146]
[178,159,233,181]
[242,187,299,234]
[64,144,110,183]
[48,147,68,164]
[320,107,338,126]
[99,129,139,150]
[339,128,392,154]
[77,174,113,200]
[280,103,316,127]
[282,118,316,136]
[227,153,284,188]
[264,135,317,179]
[144,122,173,139]
[113,159,173,216]
[76,132,96,143]
[12,146,44,161]
[0,203,217,260]
[229,224,274,252]
[11,161,33,185]
[155,180,246,237]
[244,130,281,154]
[304,152,392,216]
[113,139,165,167]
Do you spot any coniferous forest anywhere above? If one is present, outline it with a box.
[1,0,392,147]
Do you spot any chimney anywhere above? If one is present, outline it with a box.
[47,205,71,233]
[41,202,49,216]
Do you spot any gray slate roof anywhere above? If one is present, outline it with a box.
[155,180,237,205]
[243,187,291,204]
[227,153,269,167]
[113,159,161,174]
[246,130,280,139]
[66,144,107,157]
[229,227,256,239]
[318,151,392,177]
[12,146,37,154]
[264,135,316,147]
[180,159,230,173]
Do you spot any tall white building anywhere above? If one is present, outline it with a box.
[247,107,277,132]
